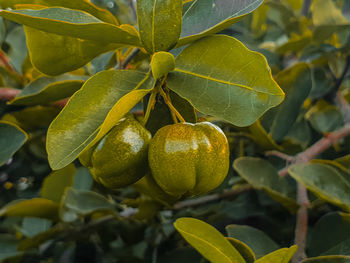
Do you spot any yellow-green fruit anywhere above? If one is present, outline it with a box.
[88,115,151,189]
[148,122,229,198]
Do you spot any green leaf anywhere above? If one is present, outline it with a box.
[269,63,312,142]
[289,163,350,212]
[60,188,115,222]
[302,256,350,263]
[40,164,76,203]
[137,0,182,53]
[178,0,264,46]
[226,237,256,263]
[233,157,298,212]
[0,8,140,45]
[226,224,279,258]
[73,167,93,191]
[10,74,88,105]
[0,0,119,25]
[47,70,154,170]
[150,51,175,79]
[0,121,28,166]
[255,246,297,263]
[24,27,119,75]
[20,217,52,238]
[0,235,23,261]
[0,198,59,220]
[174,217,245,263]
[305,101,344,133]
[167,35,284,127]
[311,0,349,26]
[308,212,350,257]
[248,120,282,151]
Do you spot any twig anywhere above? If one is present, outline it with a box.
[278,124,350,177]
[172,185,252,210]
[265,150,294,162]
[292,184,309,263]
[0,50,15,73]
[301,0,312,16]
[0,88,20,100]
[116,48,140,69]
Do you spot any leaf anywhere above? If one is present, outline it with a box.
[167,35,284,127]
[137,0,182,53]
[305,100,344,133]
[233,157,298,212]
[40,164,76,203]
[289,163,350,212]
[0,235,23,261]
[0,121,27,166]
[174,217,245,263]
[0,0,119,25]
[5,26,27,73]
[24,27,120,75]
[0,198,59,220]
[20,217,52,238]
[73,167,93,191]
[269,63,312,142]
[60,188,115,222]
[226,224,280,258]
[0,8,140,45]
[302,255,350,263]
[255,246,297,263]
[311,0,349,26]
[308,212,350,257]
[10,74,88,105]
[47,70,154,170]
[226,237,256,263]
[248,120,282,151]
[178,0,264,46]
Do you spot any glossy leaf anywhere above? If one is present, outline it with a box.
[137,0,182,53]
[289,163,350,212]
[10,74,88,105]
[0,121,28,166]
[73,167,93,191]
[47,70,154,170]
[20,217,52,238]
[233,157,298,212]
[179,0,264,46]
[40,164,76,203]
[269,63,312,142]
[255,246,297,263]
[302,256,350,263]
[308,212,350,257]
[167,35,284,127]
[174,218,245,263]
[226,224,279,258]
[226,237,256,263]
[24,27,119,75]
[0,0,118,25]
[60,188,115,222]
[0,198,59,220]
[0,8,140,45]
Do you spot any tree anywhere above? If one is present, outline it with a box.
[0,0,350,262]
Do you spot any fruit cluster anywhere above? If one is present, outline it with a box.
[79,114,230,201]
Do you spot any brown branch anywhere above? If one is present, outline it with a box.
[172,185,253,210]
[278,124,350,177]
[292,183,309,263]
[0,50,15,73]
[0,88,20,101]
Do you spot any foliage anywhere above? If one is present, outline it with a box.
[0,0,349,262]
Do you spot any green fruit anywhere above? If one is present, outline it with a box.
[83,115,151,189]
[148,122,230,198]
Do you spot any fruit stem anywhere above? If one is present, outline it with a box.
[142,89,157,126]
[159,86,186,123]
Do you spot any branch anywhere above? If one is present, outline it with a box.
[0,50,15,73]
[278,124,350,176]
[301,0,312,16]
[116,48,140,69]
[0,88,20,100]
[172,185,252,210]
